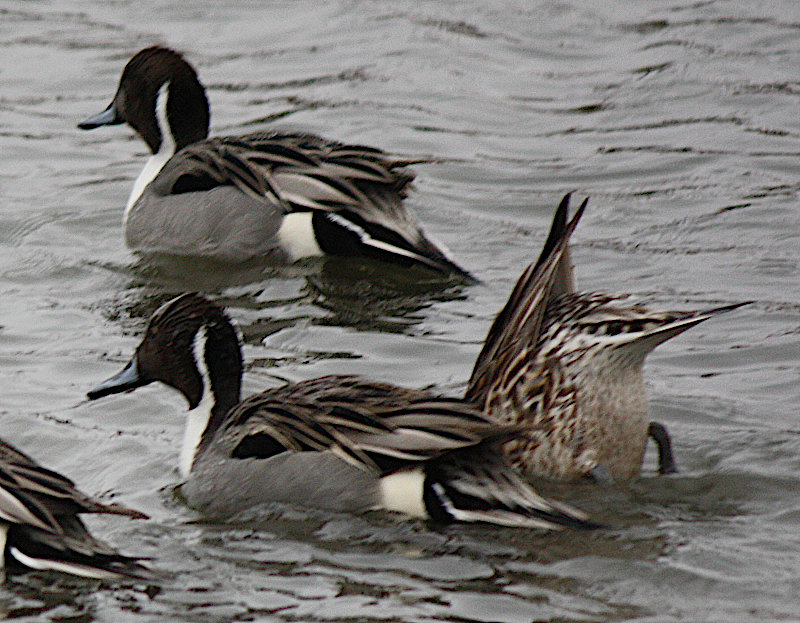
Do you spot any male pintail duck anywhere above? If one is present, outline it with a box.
[87,293,597,530]
[0,437,152,580]
[465,194,746,482]
[78,46,471,277]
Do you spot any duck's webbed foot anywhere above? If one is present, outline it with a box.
[648,421,678,475]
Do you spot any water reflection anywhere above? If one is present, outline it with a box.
[95,254,469,344]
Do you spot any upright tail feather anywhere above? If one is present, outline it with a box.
[465,194,586,404]
[531,192,576,294]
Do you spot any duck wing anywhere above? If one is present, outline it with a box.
[149,132,470,276]
[0,438,146,536]
[217,375,514,475]
[465,194,587,404]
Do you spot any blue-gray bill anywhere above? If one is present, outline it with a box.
[78,102,123,130]
[87,356,149,400]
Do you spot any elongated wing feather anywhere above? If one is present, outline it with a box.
[9,516,157,581]
[219,376,517,474]
[154,132,414,217]
[0,439,146,536]
[146,131,472,276]
[426,447,600,530]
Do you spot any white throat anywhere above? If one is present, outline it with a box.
[125,81,176,221]
[180,326,214,478]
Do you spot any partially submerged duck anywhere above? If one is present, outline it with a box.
[87,291,596,531]
[466,194,745,482]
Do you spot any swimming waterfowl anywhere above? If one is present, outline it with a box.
[0,437,151,580]
[465,194,745,482]
[78,46,470,277]
[87,293,596,530]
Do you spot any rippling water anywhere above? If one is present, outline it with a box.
[0,1,798,621]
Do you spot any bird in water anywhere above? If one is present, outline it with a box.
[465,194,745,483]
[78,46,470,278]
[87,290,598,531]
[0,438,152,580]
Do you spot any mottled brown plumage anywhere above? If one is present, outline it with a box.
[467,194,744,481]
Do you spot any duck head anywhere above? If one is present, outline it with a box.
[78,46,210,154]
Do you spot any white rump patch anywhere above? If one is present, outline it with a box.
[276,212,323,261]
[378,468,427,518]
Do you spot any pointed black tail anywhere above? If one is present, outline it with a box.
[422,446,601,530]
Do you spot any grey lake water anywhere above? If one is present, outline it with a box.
[0,1,798,621]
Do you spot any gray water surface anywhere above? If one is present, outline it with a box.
[0,1,797,621]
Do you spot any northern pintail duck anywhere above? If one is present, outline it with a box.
[0,437,151,580]
[78,46,470,277]
[87,293,597,530]
[465,194,745,482]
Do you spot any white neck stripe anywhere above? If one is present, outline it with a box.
[180,325,214,478]
[125,81,177,219]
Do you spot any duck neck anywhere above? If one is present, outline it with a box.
[179,322,242,478]
[125,82,178,218]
